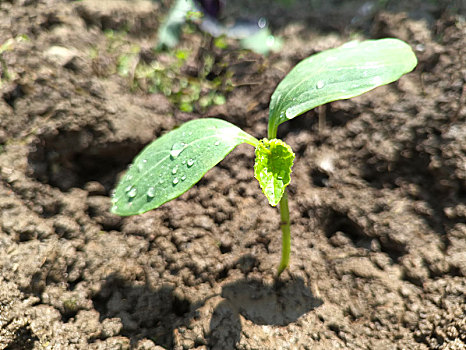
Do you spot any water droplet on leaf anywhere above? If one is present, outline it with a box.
[181,175,186,181]
[316,80,324,89]
[214,141,220,146]
[187,159,195,167]
[173,177,179,185]
[147,187,155,198]
[170,142,187,159]
[127,187,137,198]
[172,166,178,175]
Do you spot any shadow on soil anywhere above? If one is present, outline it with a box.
[92,273,322,348]
[91,274,181,347]
[209,276,323,349]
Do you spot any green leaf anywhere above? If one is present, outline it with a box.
[254,139,295,206]
[268,38,417,136]
[112,118,258,216]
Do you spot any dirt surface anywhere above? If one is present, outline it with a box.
[0,0,465,349]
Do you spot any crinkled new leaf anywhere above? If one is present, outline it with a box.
[254,138,295,206]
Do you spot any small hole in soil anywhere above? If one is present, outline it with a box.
[5,326,38,350]
[325,210,364,240]
[216,267,229,281]
[219,242,232,254]
[28,129,144,193]
[18,230,36,242]
[310,168,330,187]
[325,208,407,262]
[40,12,63,30]
[3,84,25,108]
[172,294,190,316]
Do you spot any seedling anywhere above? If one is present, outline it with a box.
[111,39,417,275]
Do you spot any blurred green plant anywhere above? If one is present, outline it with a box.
[96,29,231,113]
[131,47,231,113]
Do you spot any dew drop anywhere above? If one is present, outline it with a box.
[172,166,178,174]
[258,17,267,29]
[316,80,325,89]
[147,187,155,198]
[127,175,133,180]
[187,159,195,167]
[170,142,187,159]
[173,177,179,185]
[181,175,186,181]
[214,141,220,146]
[182,160,186,165]
[111,205,118,211]
[125,185,133,192]
[127,187,137,198]
[159,178,164,184]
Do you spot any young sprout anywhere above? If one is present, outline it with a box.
[111,38,417,276]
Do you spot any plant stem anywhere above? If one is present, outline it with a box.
[268,120,292,276]
[277,189,291,276]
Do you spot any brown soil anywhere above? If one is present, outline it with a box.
[0,1,465,349]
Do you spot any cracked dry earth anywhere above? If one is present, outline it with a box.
[0,0,465,349]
